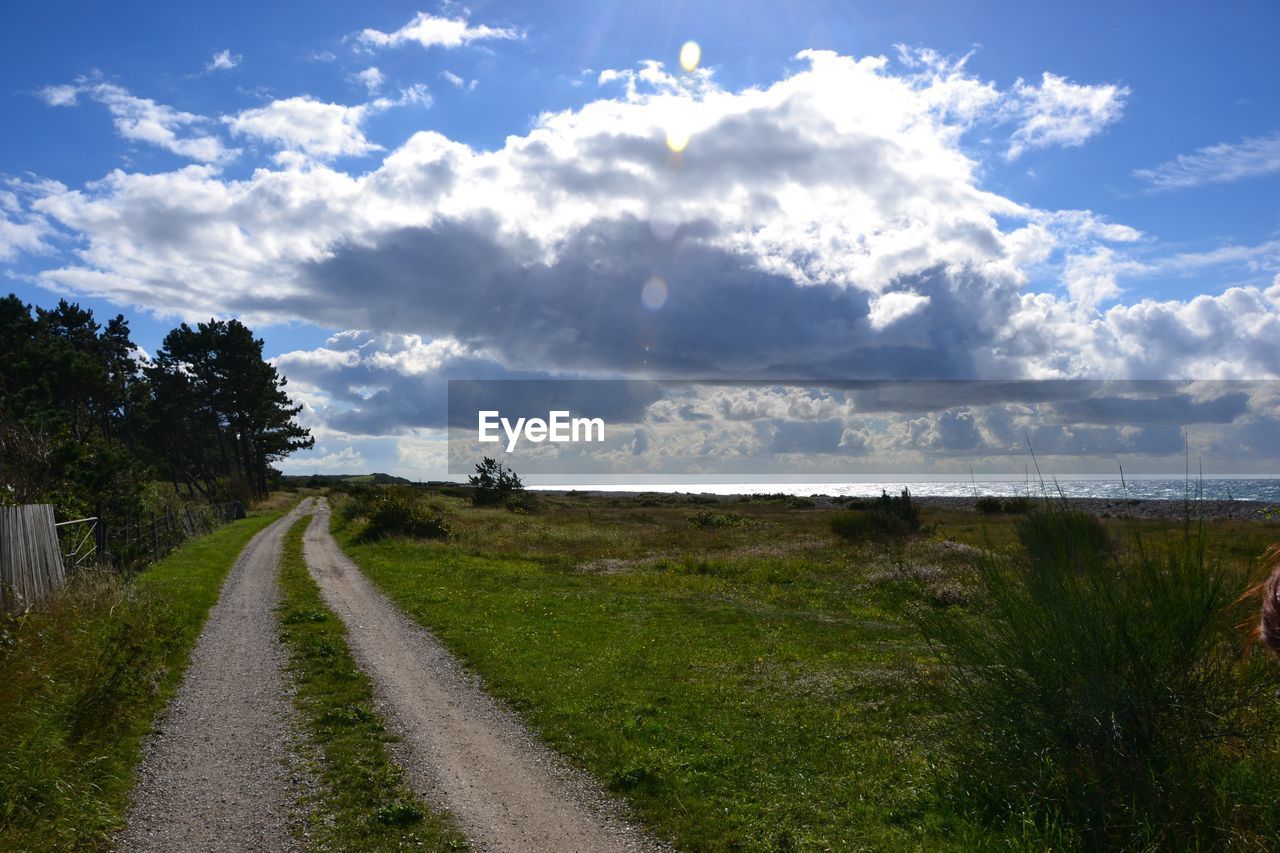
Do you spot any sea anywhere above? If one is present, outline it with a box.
[533,479,1280,502]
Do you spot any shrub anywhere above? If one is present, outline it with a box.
[363,490,453,541]
[688,509,748,529]
[974,495,1036,515]
[1016,506,1111,572]
[915,504,1280,847]
[468,457,523,507]
[504,489,541,514]
[830,489,921,541]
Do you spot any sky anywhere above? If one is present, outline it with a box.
[3,1,1279,480]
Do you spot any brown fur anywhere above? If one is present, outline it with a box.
[1237,546,1280,657]
[1261,552,1280,657]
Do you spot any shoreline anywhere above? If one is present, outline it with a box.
[540,490,1276,521]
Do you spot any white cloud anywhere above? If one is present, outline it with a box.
[0,206,52,260]
[1006,72,1128,159]
[37,84,79,106]
[206,49,242,72]
[868,291,931,329]
[276,445,365,473]
[24,48,1279,389]
[356,11,520,51]
[227,96,380,160]
[1061,247,1127,308]
[224,86,429,161]
[440,70,477,91]
[39,79,235,163]
[1135,132,1280,190]
[353,66,385,94]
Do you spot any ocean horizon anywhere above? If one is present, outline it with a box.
[528,478,1280,502]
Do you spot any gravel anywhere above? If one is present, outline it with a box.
[116,500,314,852]
[301,499,663,853]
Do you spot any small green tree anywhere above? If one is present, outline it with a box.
[468,457,523,506]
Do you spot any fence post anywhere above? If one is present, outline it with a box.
[0,505,67,611]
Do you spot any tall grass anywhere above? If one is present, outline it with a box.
[917,502,1280,847]
[0,513,279,850]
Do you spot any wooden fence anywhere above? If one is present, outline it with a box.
[0,500,245,611]
[0,504,65,612]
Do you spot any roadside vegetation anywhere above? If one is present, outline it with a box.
[0,293,313,545]
[276,515,465,851]
[919,504,1280,848]
[329,486,1280,850]
[0,510,283,850]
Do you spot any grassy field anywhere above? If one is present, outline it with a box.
[276,515,466,851]
[0,507,285,851]
[331,490,1280,851]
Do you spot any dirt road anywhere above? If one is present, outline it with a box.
[117,500,312,852]
[301,499,658,853]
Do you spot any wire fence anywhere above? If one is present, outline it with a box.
[85,501,245,571]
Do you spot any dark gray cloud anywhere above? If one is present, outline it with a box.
[272,216,1024,380]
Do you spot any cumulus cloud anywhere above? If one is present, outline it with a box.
[1135,132,1280,190]
[224,85,430,161]
[21,47,1278,407]
[38,79,234,163]
[276,445,365,473]
[435,379,1280,478]
[1006,72,1128,159]
[355,11,520,51]
[0,203,52,260]
[352,66,385,94]
[206,49,242,72]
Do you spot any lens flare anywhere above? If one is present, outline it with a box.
[665,125,691,153]
[641,276,668,311]
[679,41,701,72]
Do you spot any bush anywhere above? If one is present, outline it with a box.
[974,495,1035,514]
[363,490,453,541]
[503,490,540,514]
[916,504,1280,847]
[688,509,748,529]
[830,489,921,541]
[1016,506,1111,572]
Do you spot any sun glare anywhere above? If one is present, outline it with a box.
[665,125,691,153]
[679,40,701,72]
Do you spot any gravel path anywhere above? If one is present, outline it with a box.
[117,500,313,852]
[301,499,660,853]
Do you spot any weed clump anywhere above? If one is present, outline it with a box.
[831,489,921,541]
[1015,506,1111,571]
[688,509,749,529]
[916,502,1280,848]
[974,495,1035,514]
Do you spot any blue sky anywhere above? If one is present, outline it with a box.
[3,2,1279,477]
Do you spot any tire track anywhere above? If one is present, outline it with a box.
[117,500,313,852]
[301,499,659,853]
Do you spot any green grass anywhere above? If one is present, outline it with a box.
[276,516,466,851]
[0,510,283,851]
[919,506,1280,848]
[331,496,996,850]
[328,491,1280,851]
